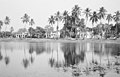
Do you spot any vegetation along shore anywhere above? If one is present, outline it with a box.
[0,5,120,41]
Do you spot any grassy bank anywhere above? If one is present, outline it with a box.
[1,38,120,44]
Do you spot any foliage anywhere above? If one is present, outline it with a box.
[48,15,55,27]
[113,11,120,23]
[98,7,107,21]
[0,31,12,38]
[21,13,30,24]
[90,11,99,26]
[106,14,113,24]
[29,18,35,26]
[54,11,62,30]
[10,27,14,33]
[0,20,3,32]
[4,16,10,25]
[28,26,46,38]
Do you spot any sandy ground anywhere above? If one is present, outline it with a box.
[1,38,120,44]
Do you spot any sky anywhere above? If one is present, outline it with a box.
[0,0,120,32]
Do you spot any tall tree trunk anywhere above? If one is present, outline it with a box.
[57,21,59,39]
[92,23,94,38]
[5,25,7,38]
[86,17,88,26]
[108,21,110,25]
[116,22,118,35]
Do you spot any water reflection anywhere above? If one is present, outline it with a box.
[62,43,85,66]
[0,42,120,77]
[0,51,3,61]
[48,42,120,77]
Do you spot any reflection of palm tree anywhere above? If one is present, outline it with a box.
[23,58,29,68]
[29,47,34,64]
[92,44,94,64]
[56,44,59,68]
[49,58,55,67]
[84,53,90,75]
[49,49,55,67]
[23,46,29,68]
[0,51,3,61]
[4,46,10,65]
[106,48,111,68]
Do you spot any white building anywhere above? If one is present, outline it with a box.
[15,32,28,38]
[50,31,60,39]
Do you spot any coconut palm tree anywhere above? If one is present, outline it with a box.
[29,18,35,27]
[113,11,120,24]
[98,7,107,23]
[72,5,81,17]
[10,27,14,33]
[4,16,10,32]
[71,5,81,26]
[90,11,99,27]
[113,11,120,34]
[62,10,70,37]
[0,20,3,32]
[54,11,62,31]
[62,10,69,23]
[83,8,91,26]
[21,13,30,29]
[106,14,113,25]
[48,15,55,28]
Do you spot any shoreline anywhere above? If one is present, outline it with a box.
[0,38,120,44]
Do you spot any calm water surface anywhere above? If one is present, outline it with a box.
[0,41,120,77]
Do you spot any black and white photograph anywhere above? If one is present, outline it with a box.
[0,0,120,77]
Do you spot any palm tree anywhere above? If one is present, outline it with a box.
[21,13,30,29]
[72,5,81,17]
[62,10,69,37]
[113,11,120,34]
[54,11,62,31]
[106,14,113,25]
[29,18,35,27]
[4,16,10,32]
[98,7,107,23]
[10,26,14,33]
[83,8,91,25]
[71,5,81,26]
[0,20,3,32]
[90,11,99,27]
[113,11,120,24]
[48,15,55,28]
[63,10,69,23]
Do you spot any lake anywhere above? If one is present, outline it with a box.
[0,41,120,77]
